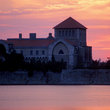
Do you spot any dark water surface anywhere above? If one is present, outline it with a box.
[0,86,110,110]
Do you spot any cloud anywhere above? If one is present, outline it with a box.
[45,4,73,10]
[88,34,110,53]
[95,47,110,50]
[0,0,110,21]
[88,25,110,29]
[0,24,15,27]
[0,9,32,15]
[0,0,13,10]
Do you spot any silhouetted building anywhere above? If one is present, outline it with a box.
[0,17,92,68]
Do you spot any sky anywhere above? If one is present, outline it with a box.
[0,0,110,61]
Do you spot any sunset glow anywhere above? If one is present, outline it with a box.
[0,0,110,60]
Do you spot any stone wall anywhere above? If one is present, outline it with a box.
[0,69,110,85]
[15,47,48,58]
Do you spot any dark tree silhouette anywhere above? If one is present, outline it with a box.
[0,44,6,56]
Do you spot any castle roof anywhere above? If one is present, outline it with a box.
[54,17,87,29]
[6,39,55,47]
[6,39,77,47]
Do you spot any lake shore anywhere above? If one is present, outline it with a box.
[0,69,110,85]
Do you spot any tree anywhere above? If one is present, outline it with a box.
[106,57,110,68]
[0,44,6,56]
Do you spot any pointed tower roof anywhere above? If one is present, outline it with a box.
[54,17,87,29]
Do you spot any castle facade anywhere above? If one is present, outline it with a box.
[0,17,92,67]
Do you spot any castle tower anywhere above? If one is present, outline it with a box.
[53,17,87,46]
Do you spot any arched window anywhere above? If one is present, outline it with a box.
[59,50,64,54]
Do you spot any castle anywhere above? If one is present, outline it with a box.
[0,17,92,67]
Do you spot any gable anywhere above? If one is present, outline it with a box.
[54,17,87,29]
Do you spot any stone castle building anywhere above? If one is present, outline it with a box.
[0,17,92,67]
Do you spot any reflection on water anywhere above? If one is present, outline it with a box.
[0,86,110,110]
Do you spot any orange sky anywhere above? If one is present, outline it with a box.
[0,0,110,61]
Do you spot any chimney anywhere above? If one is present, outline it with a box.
[30,33,36,40]
[19,33,22,39]
[48,33,53,39]
[49,33,52,37]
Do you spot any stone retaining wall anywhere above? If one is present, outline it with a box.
[0,69,110,85]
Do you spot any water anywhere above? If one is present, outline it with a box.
[0,86,110,110]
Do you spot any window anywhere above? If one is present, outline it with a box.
[42,50,45,55]
[69,30,71,36]
[72,29,75,36]
[59,50,64,54]
[59,30,61,36]
[65,30,68,36]
[21,50,23,54]
[30,50,33,55]
[62,30,64,36]
[36,50,39,55]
